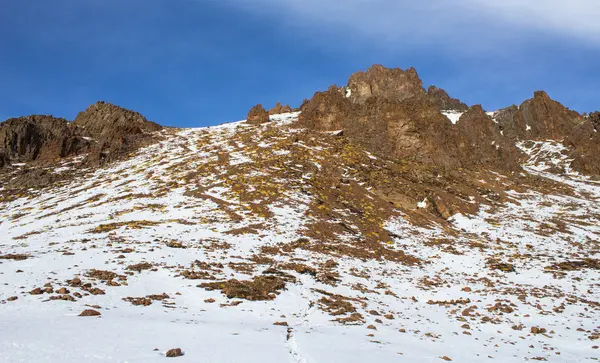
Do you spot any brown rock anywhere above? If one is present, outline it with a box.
[530,326,547,335]
[56,287,70,294]
[427,86,468,111]
[29,288,43,295]
[74,101,162,166]
[246,104,270,124]
[564,112,600,175]
[298,85,351,131]
[0,115,90,168]
[347,65,426,105]
[269,102,292,115]
[165,348,184,358]
[79,309,101,317]
[494,91,583,141]
[7,296,18,301]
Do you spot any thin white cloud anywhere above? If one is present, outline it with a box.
[223,0,600,48]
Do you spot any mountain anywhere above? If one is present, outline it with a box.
[0,66,598,363]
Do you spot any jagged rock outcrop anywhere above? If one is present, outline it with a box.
[427,86,469,111]
[564,112,600,175]
[298,86,352,131]
[494,91,583,140]
[346,65,426,105]
[455,106,521,171]
[0,115,90,167]
[73,101,161,136]
[73,101,162,165]
[246,104,270,124]
[299,65,522,172]
[0,101,162,170]
[269,102,292,115]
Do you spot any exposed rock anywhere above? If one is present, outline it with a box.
[494,91,583,141]
[298,86,351,131]
[298,65,522,172]
[269,102,292,115]
[200,275,288,301]
[74,101,162,165]
[246,104,270,124]
[455,105,522,171]
[346,65,426,105]
[78,309,101,317]
[73,101,161,136]
[427,86,469,111]
[165,348,184,358]
[0,101,164,190]
[0,115,90,167]
[564,112,600,175]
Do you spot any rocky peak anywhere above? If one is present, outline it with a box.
[246,104,270,125]
[73,101,162,137]
[346,65,426,105]
[495,91,583,141]
[427,86,469,112]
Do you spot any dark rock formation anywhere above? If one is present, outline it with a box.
[494,91,583,141]
[269,102,292,115]
[73,101,161,136]
[74,101,162,165]
[455,106,521,171]
[346,65,426,105]
[246,104,270,124]
[0,115,90,167]
[564,112,600,175]
[427,86,469,111]
[299,65,521,172]
[298,86,352,131]
[0,101,162,175]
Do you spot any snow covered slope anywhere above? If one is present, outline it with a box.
[1,113,599,362]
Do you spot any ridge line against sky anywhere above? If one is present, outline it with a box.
[0,0,598,127]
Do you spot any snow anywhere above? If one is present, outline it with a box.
[1,114,599,363]
[441,111,463,124]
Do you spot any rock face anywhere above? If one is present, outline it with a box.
[298,86,352,131]
[246,104,270,124]
[427,86,469,111]
[455,106,521,171]
[269,102,292,115]
[494,91,583,141]
[564,112,600,175]
[0,101,162,169]
[74,101,162,165]
[346,65,426,105]
[299,65,522,172]
[73,101,161,136]
[0,115,90,166]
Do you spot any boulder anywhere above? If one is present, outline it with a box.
[246,104,270,124]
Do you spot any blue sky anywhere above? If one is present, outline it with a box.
[1,0,599,127]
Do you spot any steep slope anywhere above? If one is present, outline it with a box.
[1,112,598,363]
